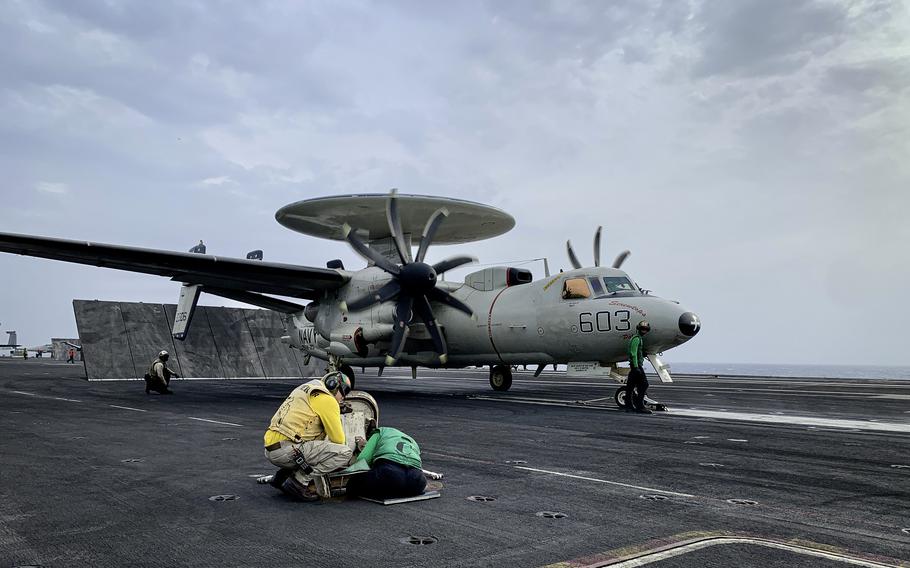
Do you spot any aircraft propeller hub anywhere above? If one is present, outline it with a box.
[399,262,437,293]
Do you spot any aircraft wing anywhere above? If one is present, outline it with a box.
[0,231,347,301]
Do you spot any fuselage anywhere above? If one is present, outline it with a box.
[292,265,699,368]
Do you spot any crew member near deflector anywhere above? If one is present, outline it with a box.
[146,350,179,394]
[261,372,354,501]
[625,321,652,414]
[346,424,427,499]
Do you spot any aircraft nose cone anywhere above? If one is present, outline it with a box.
[678,312,701,337]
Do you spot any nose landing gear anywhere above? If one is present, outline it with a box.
[613,386,668,412]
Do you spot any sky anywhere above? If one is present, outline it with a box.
[1,0,908,365]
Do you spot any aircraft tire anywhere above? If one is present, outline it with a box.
[614,387,627,408]
[340,364,356,389]
[490,365,512,391]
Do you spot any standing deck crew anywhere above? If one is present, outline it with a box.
[626,321,652,414]
[261,371,354,501]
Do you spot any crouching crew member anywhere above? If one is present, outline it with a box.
[261,371,354,501]
[346,425,427,499]
[145,350,178,394]
[625,321,652,414]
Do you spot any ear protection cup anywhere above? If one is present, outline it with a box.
[322,371,352,396]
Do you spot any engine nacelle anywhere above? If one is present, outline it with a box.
[329,324,368,357]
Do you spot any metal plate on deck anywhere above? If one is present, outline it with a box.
[360,490,441,505]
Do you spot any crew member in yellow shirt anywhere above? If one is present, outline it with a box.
[260,371,354,501]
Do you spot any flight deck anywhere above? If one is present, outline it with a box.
[1,360,907,567]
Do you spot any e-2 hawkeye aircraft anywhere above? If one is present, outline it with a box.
[0,191,699,406]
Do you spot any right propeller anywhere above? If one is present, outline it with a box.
[340,190,476,366]
[567,226,630,269]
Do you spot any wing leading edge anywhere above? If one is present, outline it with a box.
[0,231,347,303]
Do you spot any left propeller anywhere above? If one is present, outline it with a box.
[340,190,476,365]
[567,226,631,270]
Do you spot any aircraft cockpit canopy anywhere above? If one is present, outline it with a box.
[562,275,640,300]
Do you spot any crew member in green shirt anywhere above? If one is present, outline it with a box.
[626,320,652,414]
[346,425,426,499]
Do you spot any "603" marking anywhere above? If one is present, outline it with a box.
[578,310,631,333]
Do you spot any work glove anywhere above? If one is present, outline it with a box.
[339,401,354,414]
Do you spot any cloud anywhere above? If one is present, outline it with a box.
[199,175,233,186]
[35,181,68,194]
[692,0,848,77]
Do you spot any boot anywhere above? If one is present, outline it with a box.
[281,477,318,502]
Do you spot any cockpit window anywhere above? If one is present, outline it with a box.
[603,276,637,294]
[587,277,605,296]
[562,278,591,300]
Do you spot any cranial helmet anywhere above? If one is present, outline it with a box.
[636,321,651,333]
[158,350,169,359]
[323,371,352,397]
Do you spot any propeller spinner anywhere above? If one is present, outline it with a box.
[341,190,476,366]
[567,226,631,270]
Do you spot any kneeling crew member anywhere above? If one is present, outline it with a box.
[346,425,427,499]
[262,372,354,501]
[626,321,652,414]
[146,350,178,394]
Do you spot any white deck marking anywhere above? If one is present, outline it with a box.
[188,417,244,427]
[514,466,695,498]
[11,390,81,402]
[470,395,910,433]
[608,536,900,567]
[673,409,910,433]
[108,404,147,412]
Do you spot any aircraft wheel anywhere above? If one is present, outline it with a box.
[490,365,512,391]
[340,364,356,389]
[614,387,628,408]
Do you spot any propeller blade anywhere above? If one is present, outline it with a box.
[593,226,602,267]
[386,189,412,264]
[343,224,400,275]
[534,364,545,377]
[342,280,401,312]
[413,295,447,364]
[612,250,631,269]
[427,287,475,318]
[566,240,582,269]
[432,255,476,275]
[385,294,414,365]
[415,207,449,263]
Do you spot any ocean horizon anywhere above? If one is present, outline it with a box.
[668,362,910,380]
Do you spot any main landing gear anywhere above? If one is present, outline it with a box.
[489,365,512,391]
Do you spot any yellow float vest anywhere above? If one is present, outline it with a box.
[267,379,334,443]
